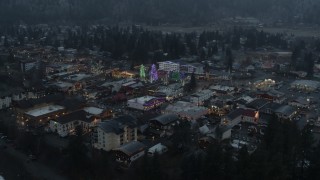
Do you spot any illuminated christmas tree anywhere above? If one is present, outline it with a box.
[171,71,180,81]
[150,64,158,83]
[140,64,146,79]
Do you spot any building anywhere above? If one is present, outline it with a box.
[256,90,286,103]
[155,83,184,100]
[246,99,269,110]
[254,79,276,91]
[49,110,96,137]
[158,61,180,72]
[291,80,320,92]
[260,102,282,115]
[148,114,179,137]
[207,126,232,141]
[147,143,168,156]
[289,97,310,109]
[163,101,209,120]
[180,63,204,74]
[241,109,259,124]
[20,104,66,126]
[275,105,296,120]
[51,81,74,92]
[20,59,39,72]
[221,108,243,127]
[189,90,213,105]
[221,108,259,127]
[114,141,146,166]
[0,95,11,109]
[92,115,138,151]
[158,60,204,74]
[210,85,235,94]
[127,96,165,111]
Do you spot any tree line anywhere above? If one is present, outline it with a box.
[1,0,320,25]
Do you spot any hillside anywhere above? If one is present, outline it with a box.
[0,0,319,25]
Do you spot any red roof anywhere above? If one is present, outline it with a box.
[242,109,256,117]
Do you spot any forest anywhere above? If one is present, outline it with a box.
[0,0,320,25]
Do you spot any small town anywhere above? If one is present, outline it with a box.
[1,22,320,180]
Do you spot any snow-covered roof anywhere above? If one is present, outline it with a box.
[25,105,65,117]
[83,107,104,115]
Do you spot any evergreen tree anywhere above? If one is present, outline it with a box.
[225,47,233,72]
[189,73,197,91]
[305,52,314,78]
[307,143,320,179]
[291,47,300,70]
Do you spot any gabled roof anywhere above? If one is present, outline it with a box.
[227,108,244,120]
[246,99,269,110]
[275,105,296,116]
[98,115,137,134]
[291,97,309,105]
[115,141,146,156]
[242,109,256,117]
[260,102,282,111]
[150,114,179,125]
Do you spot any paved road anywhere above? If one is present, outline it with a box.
[4,146,68,180]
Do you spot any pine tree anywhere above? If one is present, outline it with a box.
[225,47,233,71]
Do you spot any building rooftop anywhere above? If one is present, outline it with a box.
[83,107,104,115]
[291,80,320,89]
[165,101,208,114]
[227,108,244,120]
[98,115,137,134]
[115,141,146,156]
[52,81,73,89]
[128,96,157,104]
[275,105,296,116]
[246,99,269,110]
[191,89,212,98]
[67,73,92,81]
[150,114,179,125]
[210,85,235,92]
[25,105,65,117]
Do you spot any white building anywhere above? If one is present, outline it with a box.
[49,110,94,137]
[92,115,138,151]
[158,61,204,74]
[210,85,235,94]
[147,143,168,156]
[158,61,180,72]
[0,96,12,109]
[180,63,204,74]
